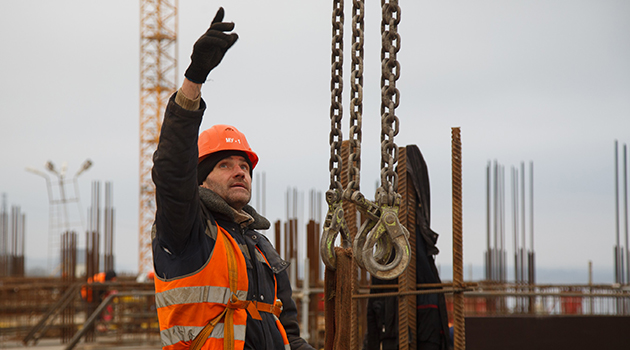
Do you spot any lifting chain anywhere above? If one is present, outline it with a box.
[356,0,411,279]
[321,0,351,270]
[355,0,410,279]
[379,0,402,206]
[321,0,410,280]
[346,0,364,195]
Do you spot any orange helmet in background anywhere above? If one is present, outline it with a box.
[198,124,259,169]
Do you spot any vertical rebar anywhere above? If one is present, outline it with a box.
[11,206,17,276]
[624,144,629,284]
[398,147,410,350]
[293,188,299,264]
[451,127,465,350]
[274,220,281,255]
[493,161,498,282]
[501,165,506,283]
[520,162,526,283]
[512,168,518,284]
[501,166,507,310]
[104,182,114,272]
[397,146,416,350]
[486,161,492,280]
[307,218,321,346]
[20,212,25,276]
[529,161,534,279]
[0,194,5,277]
[615,140,620,283]
[340,141,359,350]
[61,231,77,342]
[588,260,593,315]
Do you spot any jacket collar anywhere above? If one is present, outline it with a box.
[198,186,270,230]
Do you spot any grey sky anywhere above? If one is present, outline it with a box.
[1,1,629,283]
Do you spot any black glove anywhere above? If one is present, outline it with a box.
[184,7,238,84]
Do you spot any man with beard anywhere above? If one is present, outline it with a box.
[150,7,314,350]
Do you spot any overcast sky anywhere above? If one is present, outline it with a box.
[1,1,629,283]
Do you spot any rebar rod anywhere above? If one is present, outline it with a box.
[615,140,621,283]
[624,144,629,284]
[486,162,491,280]
[451,127,465,350]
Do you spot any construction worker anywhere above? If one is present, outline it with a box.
[81,269,117,303]
[81,270,117,332]
[151,7,314,350]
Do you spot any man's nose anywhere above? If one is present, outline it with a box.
[233,165,246,178]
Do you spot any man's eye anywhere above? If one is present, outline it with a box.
[219,163,228,168]
[240,165,249,171]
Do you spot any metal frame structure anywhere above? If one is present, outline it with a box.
[139,0,178,274]
[26,160,91,275]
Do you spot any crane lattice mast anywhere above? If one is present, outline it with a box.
[139,0,178,274]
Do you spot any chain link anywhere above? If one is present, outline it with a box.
[324,0,409,279]
[346,0,364,194]
[322,0,347,271]
[379,0,402,205]
[329,0,345,193]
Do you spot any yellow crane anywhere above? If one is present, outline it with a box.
[138,0,178,275]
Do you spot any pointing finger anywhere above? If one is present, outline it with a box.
[210,7,225,26]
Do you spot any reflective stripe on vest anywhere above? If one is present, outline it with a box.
[155,285,247,309]
[160,323,247,347]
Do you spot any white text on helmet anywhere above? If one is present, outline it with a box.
[225,137,242,144]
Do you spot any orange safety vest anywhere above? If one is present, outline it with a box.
[154,224,290,350]
[81,272,107,302]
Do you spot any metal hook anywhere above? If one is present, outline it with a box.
[346,190,380,270]
[361,206,411,280]
[320,190,351,270]
[354,218,393,269]
[353,219,374,269]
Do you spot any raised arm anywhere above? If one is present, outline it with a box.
[152,7,238,255]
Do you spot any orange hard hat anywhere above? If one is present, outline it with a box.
[198,124,259,169]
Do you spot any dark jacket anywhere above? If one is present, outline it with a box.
[152,92,313,350]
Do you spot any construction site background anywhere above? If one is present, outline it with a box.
[2,274,630,350]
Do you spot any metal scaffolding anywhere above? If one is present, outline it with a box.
[138,0,178,275]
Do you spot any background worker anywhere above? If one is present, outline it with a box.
[81,269,117,303]
[81,270,117,332]
[151,7,314,350]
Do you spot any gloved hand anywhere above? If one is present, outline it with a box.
[184,7,238,84]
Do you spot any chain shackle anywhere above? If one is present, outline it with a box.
[347,189,395,271]
[346,190,378,269]
[353,218,374,269]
